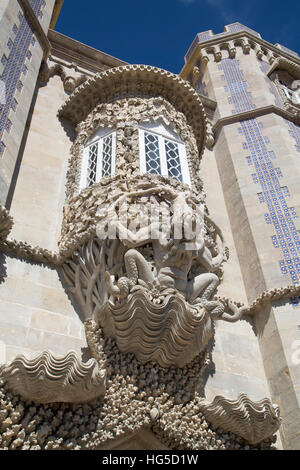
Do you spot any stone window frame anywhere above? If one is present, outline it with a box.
[278,80,300,105]
[80,127,116,189]
[138,120,191,186]
[267,61,300,116]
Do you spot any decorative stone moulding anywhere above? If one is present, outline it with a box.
[59,175,206,256]
[1,351,106,404]
[195,40,259,65]
[267,57,300,80]
[200,394,281,445]
[205,121,215,148]
[39,58,90,93]
[58,64,208,155]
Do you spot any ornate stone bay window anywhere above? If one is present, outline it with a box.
[267,57,300,119]
[0,65,281,450]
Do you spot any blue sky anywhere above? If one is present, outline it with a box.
[55,0,300,74]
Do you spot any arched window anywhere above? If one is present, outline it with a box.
[138,121,191,186]
[80,128,116,189]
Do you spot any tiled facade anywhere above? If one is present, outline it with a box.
[219,58,300,290]
[0,0,45,157]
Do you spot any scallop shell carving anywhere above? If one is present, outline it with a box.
[199,393,281,444]
[1,351,106,403]
[99,285,213,368]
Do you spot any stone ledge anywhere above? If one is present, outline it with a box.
[213,104,300,137]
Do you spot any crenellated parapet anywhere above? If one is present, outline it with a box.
[183,22,299,70]
[181,23,300,151]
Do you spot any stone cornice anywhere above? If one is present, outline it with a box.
[48,29,127,75]
[212,104,300,136]
[18,0,51,61]
[41,31,128,93]
[267,57,300,80]
[181,30,300,79]
[58,64,208,152]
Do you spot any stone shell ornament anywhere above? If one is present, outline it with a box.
[1,351,106,404]
[99,284,214,368]
[199,393,281,445]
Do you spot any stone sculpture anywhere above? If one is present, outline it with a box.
[0,64,282,450]
[199,394,281,445]
[61,176,248,368]
[1,351,106,404]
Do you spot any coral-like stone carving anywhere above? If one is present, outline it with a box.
[0,58,285,450]
[0,327,278,450]
[199,394,281,444]
[1,351,106,404]
[0,204,13,241]
[0,238,61,264]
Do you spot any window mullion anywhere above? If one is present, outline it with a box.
[159,136,168,176]
[96,138,103,181]
[139,129,147,174]
[178,143,191,186]
[111,132,116,176]
[80,146,89,189]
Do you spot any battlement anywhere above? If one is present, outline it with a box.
[185,22,299,63]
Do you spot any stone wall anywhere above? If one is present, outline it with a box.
[0,73,86,361]
[200,145,271,405]
[0,0,55,205]
[9,75,70,251]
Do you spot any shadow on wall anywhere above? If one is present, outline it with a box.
[57,265,93,362]
[201,326,216,396]
[57,265,87,323]
[58,116,76,142]
[0,253,7,284]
